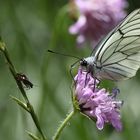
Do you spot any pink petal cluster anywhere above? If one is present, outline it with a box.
[69,0,128,47]
[74,68,123,131]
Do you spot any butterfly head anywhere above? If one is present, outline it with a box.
[80,57,95,71]
[80,59,88,67]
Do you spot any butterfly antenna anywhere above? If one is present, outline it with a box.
[48,49,81,86]
[48,50,81,60]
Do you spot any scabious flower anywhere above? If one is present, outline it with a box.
[69,0,128,47]
[74,68,123,131]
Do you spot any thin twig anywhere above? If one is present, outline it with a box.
[0,40,47,140]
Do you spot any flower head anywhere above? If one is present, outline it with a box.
[74,68,123,131]
[69,0,128,47]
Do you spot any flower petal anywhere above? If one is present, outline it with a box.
[74,68,123,131]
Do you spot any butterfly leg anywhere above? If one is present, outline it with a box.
[84,72,89,87]
[87,67,97,91]
[70,60,80,86]
[90,73,101,92]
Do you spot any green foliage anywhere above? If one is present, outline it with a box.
[11,96,29,112]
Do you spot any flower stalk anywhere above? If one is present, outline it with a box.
[0,40,47,140]
[53,110,75,140]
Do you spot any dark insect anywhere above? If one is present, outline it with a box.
[16,73,33,89]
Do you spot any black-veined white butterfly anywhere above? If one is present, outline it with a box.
[80,9,140,81]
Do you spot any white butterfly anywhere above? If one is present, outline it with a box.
[80,9,140,81]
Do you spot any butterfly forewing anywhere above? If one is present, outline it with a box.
[120,9,140,27]
[93,9,140,81]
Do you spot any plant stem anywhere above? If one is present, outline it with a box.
[0,41,47,140]
[53,110,75,140]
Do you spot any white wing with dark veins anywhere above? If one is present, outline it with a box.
[93,9,140,81]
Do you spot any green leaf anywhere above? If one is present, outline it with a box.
[26,131,41,140]
[99,80,116,92]
[10,95,29,112]
[0,40,6,51]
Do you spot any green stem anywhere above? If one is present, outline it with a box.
[0,41,47,140]
[53,110,75,140]
[28,103,46,140]
[3,47,29,102]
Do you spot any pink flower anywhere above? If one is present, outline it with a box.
[69,0,128,47]
[74,68,123,131]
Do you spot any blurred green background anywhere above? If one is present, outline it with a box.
[0,0,140,140]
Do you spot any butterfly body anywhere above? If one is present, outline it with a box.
[81,56,102,76]
[80,9,140,81]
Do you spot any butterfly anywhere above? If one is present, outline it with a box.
[80,9,140,81]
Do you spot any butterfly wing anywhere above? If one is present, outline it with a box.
[94,9,140,81]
